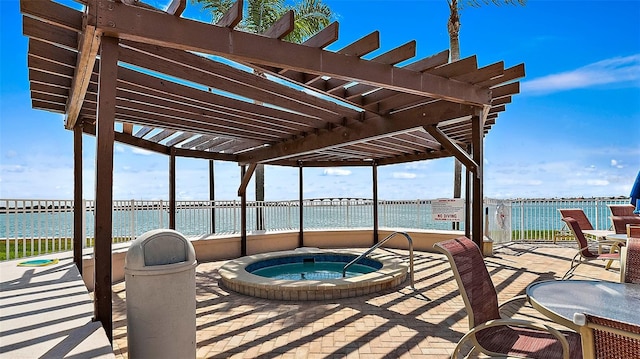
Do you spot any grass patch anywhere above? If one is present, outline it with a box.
[0,237,131,261]
[511,229,562,241]
[0,238,73,261]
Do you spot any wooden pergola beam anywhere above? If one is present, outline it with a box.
[377,150,451,166]
[423,125,477,171]
[238,102,475,164]
[65,24,101,129]
[91,1,491,106]
[238,163,258,196]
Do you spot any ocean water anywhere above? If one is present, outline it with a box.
[0,198,630,240]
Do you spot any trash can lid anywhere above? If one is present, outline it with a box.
[125,229,196,269]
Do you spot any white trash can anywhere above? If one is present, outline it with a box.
[125,229,197,359]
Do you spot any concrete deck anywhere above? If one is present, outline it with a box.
[98,242,616,358]
[0,252,114,358]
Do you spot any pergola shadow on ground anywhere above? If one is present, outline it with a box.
[21,0,524,340]
[109,244,618,358]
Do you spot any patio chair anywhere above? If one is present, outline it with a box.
[558,208,594,230]
[608,204,637,217]
[620,237,640,284]
[573,312,640,359]
[434,237,580,359]
[558,209,609,252]
[608,204,640,234]
[561,217,620,279]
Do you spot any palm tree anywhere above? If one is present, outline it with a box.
[194,0,334,229]
[194,0,332,42]
[447,0,525,221]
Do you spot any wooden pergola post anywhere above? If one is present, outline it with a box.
[73,122,83,274]
[93,35,118,343]
[209,160,215,233]
[298,162,304,248]
[471,109,486,249]
[372,161,379,244]
[240,165,247,256]
[465,144,472,239]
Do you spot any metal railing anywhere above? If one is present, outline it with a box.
[342,231,414,289]
[0,197,632,261]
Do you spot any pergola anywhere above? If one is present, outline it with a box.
[21,0,524,342]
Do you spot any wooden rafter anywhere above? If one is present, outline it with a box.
[22,0,523,169]
[263,10,294,39]
[166,0,186,17]
[91,1,491,106]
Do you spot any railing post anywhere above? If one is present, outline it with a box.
[595,199,600,230]
[520,200,525,241]
[130,199,136,241]
[159,199,164,228]
[233,200,237,233]
[346,199,350,228]
[82,199,87,248]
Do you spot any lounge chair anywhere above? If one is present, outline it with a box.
[434,236,579,359]
[561,217,620,279]
[573,312,640,359]
[558,208,611,252]
[558,208,595,230]
[608,204,640,234]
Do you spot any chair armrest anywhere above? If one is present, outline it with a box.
[451,318,570,359]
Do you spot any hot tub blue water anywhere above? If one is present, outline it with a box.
[246,254,382,280]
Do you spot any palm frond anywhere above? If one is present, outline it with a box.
[191,0,236,22]
[285,0,333,43]
[246,0,286,33]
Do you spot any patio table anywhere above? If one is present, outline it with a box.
[526,280,640,331]
[582,229,616,242]
[606,233,630,242]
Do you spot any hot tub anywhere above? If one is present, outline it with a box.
[218,248,408,300]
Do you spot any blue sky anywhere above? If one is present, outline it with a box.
[1,0,639,201]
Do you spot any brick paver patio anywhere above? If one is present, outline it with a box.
[110,243,619,358]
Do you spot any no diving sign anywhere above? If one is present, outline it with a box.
[431,198,464,221]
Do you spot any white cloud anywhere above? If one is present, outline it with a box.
[588,179,610,186]
[522,54,640,95]
[611,159,624,169]
[115,145,125,153]
[323,168,351,176]
[392,172,416,179]
[132,148,153,155]
[1,164,26,173]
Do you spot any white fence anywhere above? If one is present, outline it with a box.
[0,197,631,261]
